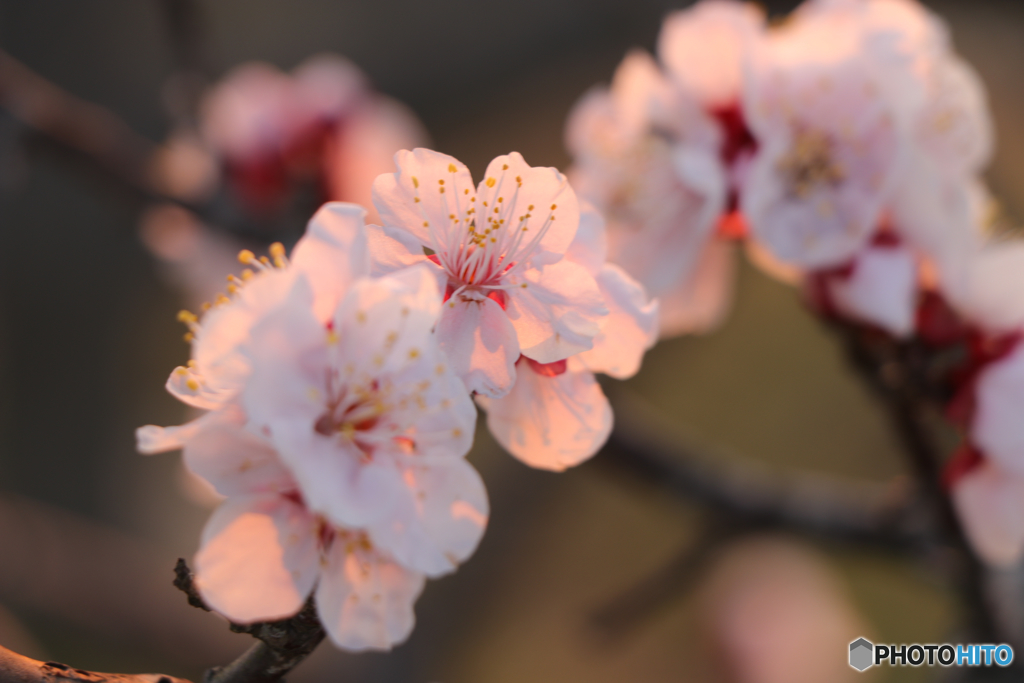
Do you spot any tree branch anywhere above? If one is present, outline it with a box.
[0,645,192,683]
[600,385,935,550]
[829,320,1001,643]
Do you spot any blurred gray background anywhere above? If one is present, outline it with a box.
[2,1,1024,681]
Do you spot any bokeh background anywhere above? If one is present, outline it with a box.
[2,1,1024,681]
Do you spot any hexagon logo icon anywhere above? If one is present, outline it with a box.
[849,638,874,671]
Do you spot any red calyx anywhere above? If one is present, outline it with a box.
[525,357,568,377]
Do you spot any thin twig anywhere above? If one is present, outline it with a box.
[0,645,192,683]
[173,559,326,683]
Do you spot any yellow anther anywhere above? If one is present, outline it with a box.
[183,332,194,342]
[464,188,470,195]
[550,204,557,210]
[227,284,237,294]
[414,197,421,203]
[186,378,200,391]
[521,283,528,288]
[449,214,456,219]
[187,360,197,368]
[175,367,189,376]
[452,428,463,438]
[498,197,503,203]
[448,163,457,173]
[516,175,522,183]
[241,269,254,281]
[486,177,496,188]
[259,256,271,266]
[216,294,230,305]
[408,348,420,359]
[439,187,445,194]
[502,164,508,170]
[201,302,212,311]
[177,310,197,324]
[439,179,445,185]
[494,207,499,214]
[423,221,429,227]
[238,249,255,265]
[528,204,534,210]
[412,176,419,188]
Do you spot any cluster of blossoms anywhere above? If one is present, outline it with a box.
[138,150,657,648]
[567,0,1024,566]
[143,53,427,319]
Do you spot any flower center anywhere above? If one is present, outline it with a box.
[776,129,845,199]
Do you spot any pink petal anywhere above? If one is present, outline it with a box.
[368,459,489,577]
[436,294,519,398]
[505,259,606,363]
[195,494,319,623]
[476,152,580,258]
[658,0,765,108]
[658,238,736,338]
[290,202,370,322]
[183,416,294,497]
[952,461,1024,567]
[578,264,659,379]
[365,224,433,277]
[480,362,612,471]
[372,148,475,248]
[316,540,425,651]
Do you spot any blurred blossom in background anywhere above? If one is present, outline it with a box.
[3,1,1024,681]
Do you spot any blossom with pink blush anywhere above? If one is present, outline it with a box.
[476,207,658,470]
[742,26,903,269]
[368,149,607,398]
[657,0,765,109]
[241,265,486,576]
[180,415,428,650]
[195,54,427,220]
[565,50,730,339]
[137,203,371,434]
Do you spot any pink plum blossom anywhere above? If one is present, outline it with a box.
[182,410,429,650]
[742,18,904,269]
[138,205,488,648]
[137,202,370,448]
[368,149,607,398]
[566,49,731,338]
